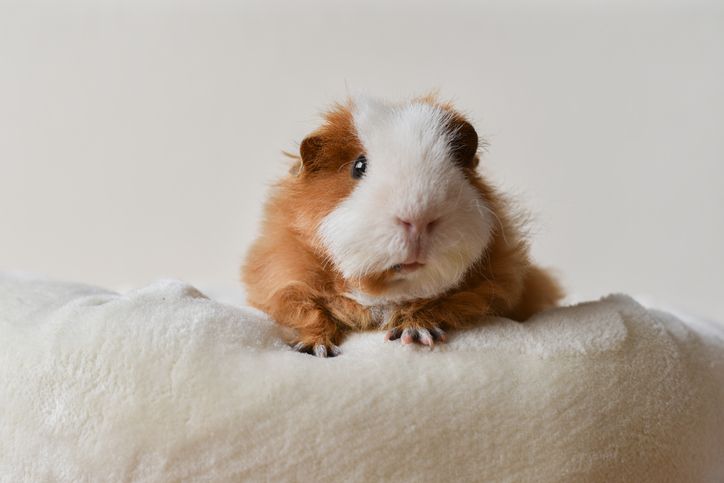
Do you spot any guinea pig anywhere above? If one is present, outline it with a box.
[242,95,563,357]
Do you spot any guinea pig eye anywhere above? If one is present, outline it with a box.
[351,154,367,179]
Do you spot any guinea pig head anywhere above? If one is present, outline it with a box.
[299,97,494,305]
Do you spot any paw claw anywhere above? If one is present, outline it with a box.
[385,328,402,341]
[387,326,446,349]
[430,327,447,342]
[292,342,341,358]
[417,328,434,348]
[401,328,415,345]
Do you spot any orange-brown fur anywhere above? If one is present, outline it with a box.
[242,98,563,351]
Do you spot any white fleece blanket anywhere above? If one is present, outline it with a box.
[1,273,723,482]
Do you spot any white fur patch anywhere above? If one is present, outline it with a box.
[318,97,493,304]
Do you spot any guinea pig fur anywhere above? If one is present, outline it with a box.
[242,95,563,357]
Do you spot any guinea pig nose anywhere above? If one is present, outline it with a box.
[396,216,438,237]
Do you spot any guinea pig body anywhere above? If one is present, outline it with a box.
[242,96,563,357]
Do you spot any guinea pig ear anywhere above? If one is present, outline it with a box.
[299,135,325,172]
[447,117,479,169]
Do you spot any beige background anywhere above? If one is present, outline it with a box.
[1,0,722,319]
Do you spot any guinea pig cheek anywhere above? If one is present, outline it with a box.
[416,189,494,289]
[317,191,402,280]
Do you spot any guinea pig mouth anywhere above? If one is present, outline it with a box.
[391,262,425,273]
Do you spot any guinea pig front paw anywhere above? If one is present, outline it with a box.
[384,326,447,348]
[292,341,342,358]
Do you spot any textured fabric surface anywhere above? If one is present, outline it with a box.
[1,272,723,482]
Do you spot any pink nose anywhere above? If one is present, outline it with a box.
[396,216,438,238]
